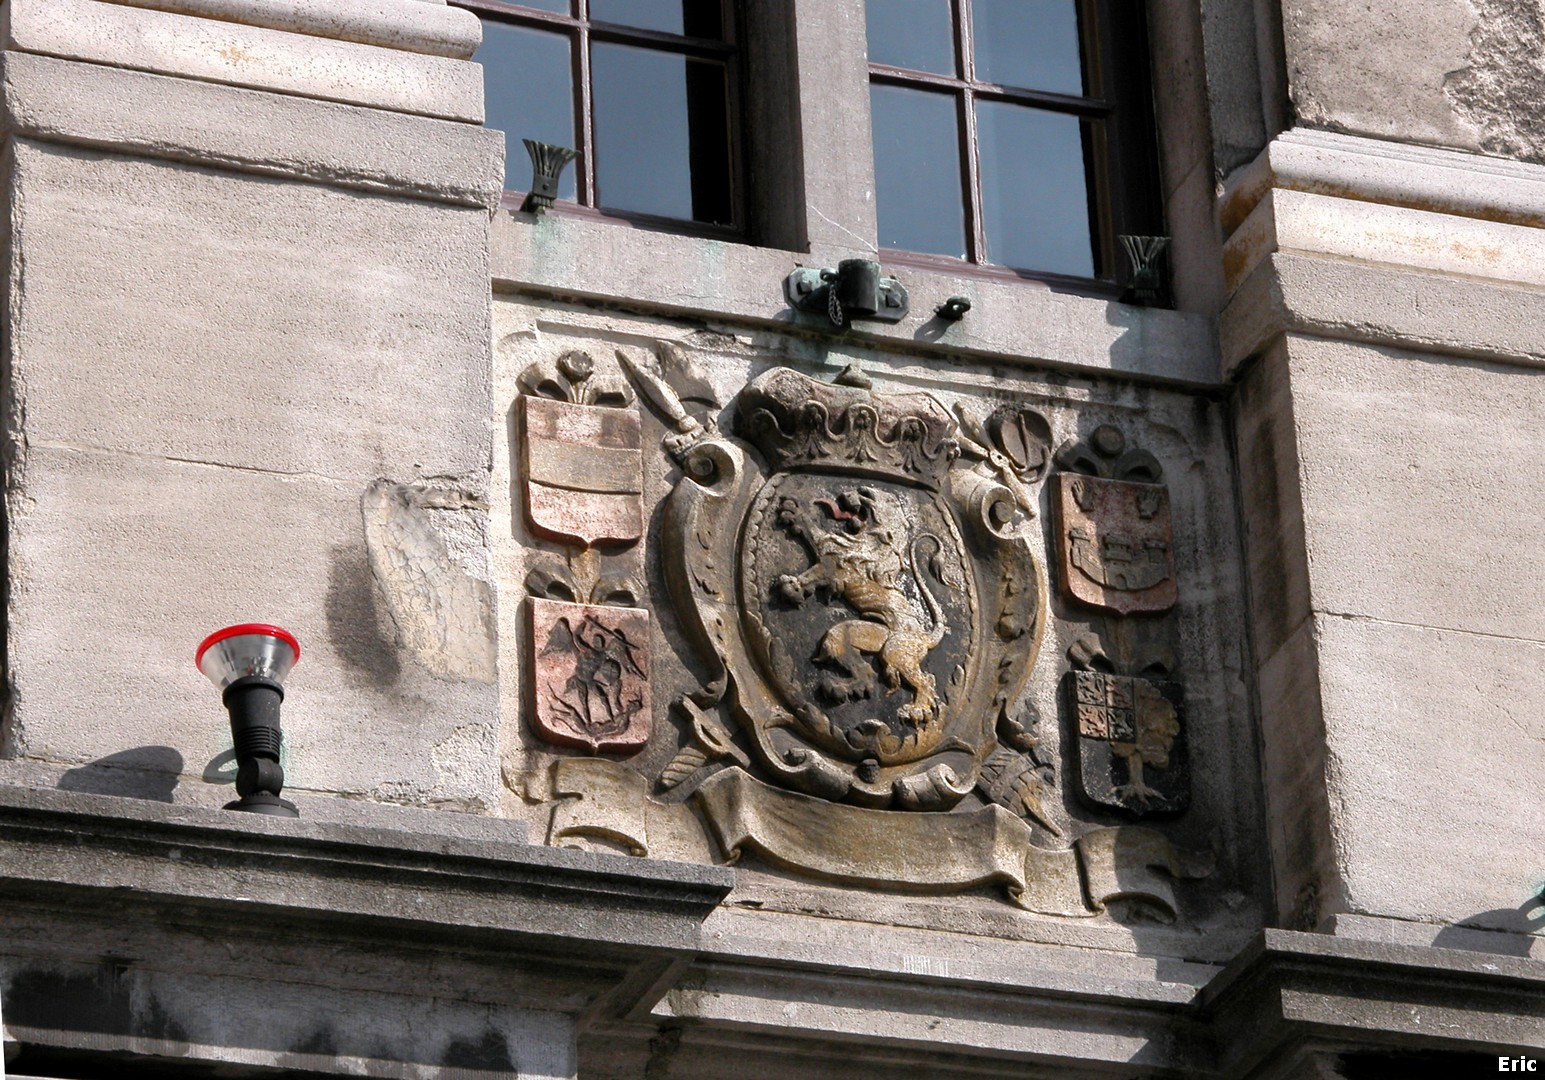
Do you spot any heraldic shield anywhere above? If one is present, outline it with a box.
[656,366,1047,812]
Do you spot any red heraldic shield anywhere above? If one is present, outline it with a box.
[1052,473,1177,615]
[521,396,643,546]
[529,597,650,753]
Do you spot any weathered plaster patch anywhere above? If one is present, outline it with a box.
[430,722,498,803]
[367,721,497,809]
[1445,0,1545,163]
[1281,0,1482,150]
[361,479,495,683]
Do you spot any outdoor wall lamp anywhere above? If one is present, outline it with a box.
[196,623,301,818]
[784,259,910,326]
[1119,235,1170,306]
[520,139,579,215]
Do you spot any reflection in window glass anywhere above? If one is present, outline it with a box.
[592,43,732,224]
[971,0,1084,94]
[475,21,576,201]
[872,84,966,258]
[503,0,570,12]
[976,101,1092,276]
[865,0,955,75]
[589,0,723,38]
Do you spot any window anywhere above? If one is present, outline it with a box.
[867,0,1160,287]
[459,0,741,233]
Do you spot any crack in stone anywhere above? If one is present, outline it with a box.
[1318,608,1545,647]
[30,439,356,485]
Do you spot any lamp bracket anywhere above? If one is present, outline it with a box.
[784,260,909,326]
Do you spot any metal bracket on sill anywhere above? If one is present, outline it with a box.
[784,259,910,326]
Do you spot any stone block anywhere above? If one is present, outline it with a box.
[0,52,504,207]
[4,445,500,809]
[1232,338,1312,662]
[1,0,484,122]
[1222,252,1545,376]
[1256,618,1336,929]
[1313,613,1545,928]
[9,139,492,482]
[1279,0,1482,151]
[1198,0,1285,176]
[1285,335,1545,642]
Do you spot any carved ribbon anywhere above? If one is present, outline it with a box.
[549,760,1209,922]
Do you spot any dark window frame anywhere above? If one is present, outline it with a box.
[868,0,1162,294]
[455,0,748,241]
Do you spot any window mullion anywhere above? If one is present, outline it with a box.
[957,0,986,263]
[575,11,595,206]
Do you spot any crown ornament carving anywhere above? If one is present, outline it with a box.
[734,367,959,489]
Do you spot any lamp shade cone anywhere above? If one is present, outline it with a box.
[195,623,300,690]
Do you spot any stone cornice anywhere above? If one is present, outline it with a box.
[98,0,482,59]
[1220,128,1545,237]
[0,785,733,953]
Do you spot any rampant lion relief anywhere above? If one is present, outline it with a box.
[544,346,1214,920]
[771,486,957,732]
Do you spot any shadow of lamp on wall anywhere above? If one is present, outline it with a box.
[195,623,301,818]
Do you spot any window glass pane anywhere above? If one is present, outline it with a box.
[871,83,966,259]
[592,43,733,224]
[866,0,955,75]
[475,20,576,200]
[502,0,570,12]
[590,0,723,38]
[976,100,1092,276]
[972,0,1083,95]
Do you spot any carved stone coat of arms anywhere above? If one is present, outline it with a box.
[653,366,1046,812]
[535,349,1215,920]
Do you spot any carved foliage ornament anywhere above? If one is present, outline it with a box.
[643,362,1048,813]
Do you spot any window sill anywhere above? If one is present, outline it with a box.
[490,209,1220,387]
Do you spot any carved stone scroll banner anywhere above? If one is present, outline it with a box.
[693,767,1079,910]
[547,759,1208,922]
[1075,827,1213,919]
[528,597,650,753]
[522,395,643,546]
[1052,425,1176,615]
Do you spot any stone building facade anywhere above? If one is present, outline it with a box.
[0,0,1540,1077]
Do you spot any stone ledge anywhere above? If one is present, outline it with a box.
[1,0,484,123]
[0,785,733,952]
[0,52,503,209]
[1224,188,1545,298]
[1221,251,1545,376]
[106,0,483,60]
[1201,929,1545,1078]
[1221,127,1545,236]
[490,212,1221,388]
[653,957,1202,1073]
[608,928,1545,1078]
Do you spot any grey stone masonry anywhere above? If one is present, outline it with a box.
[0,786,731,1079]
